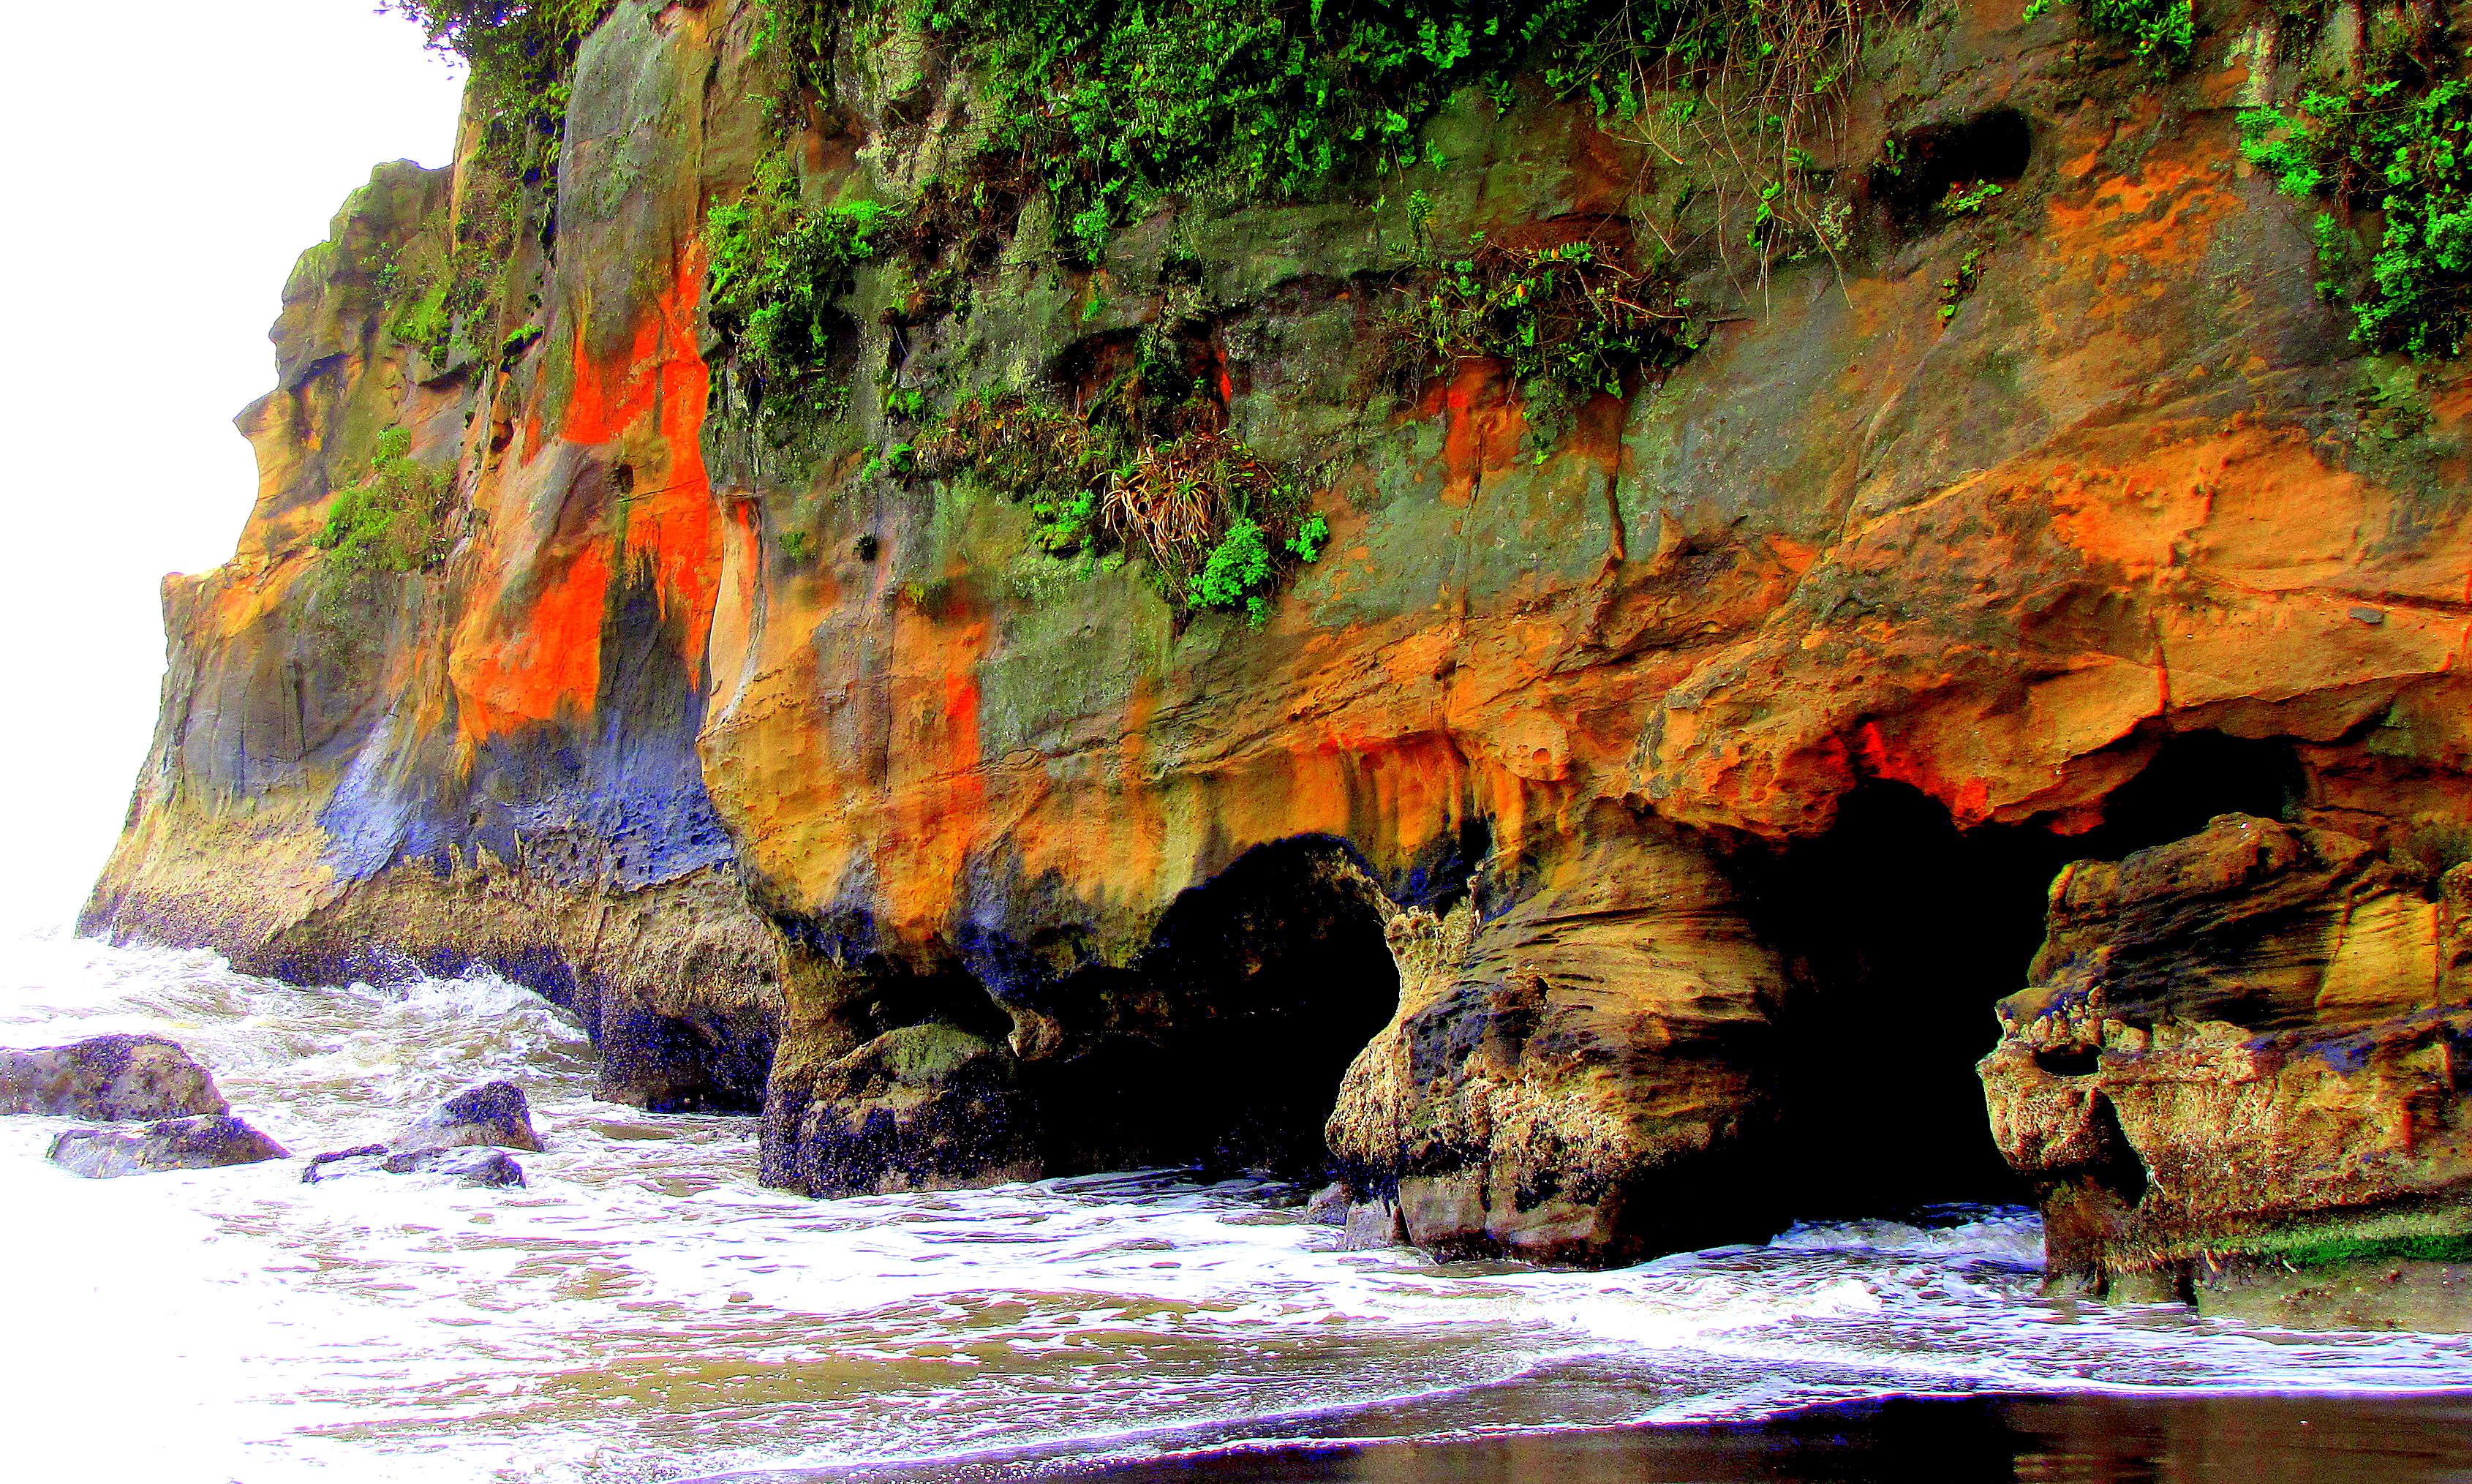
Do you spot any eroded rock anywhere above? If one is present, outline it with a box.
[48,1115,287,1180]
[1326,813,1790,1264]
[1981,815,2472,1312]
[0,1034,227,1120]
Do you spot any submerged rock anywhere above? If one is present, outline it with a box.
[302,1142,527,1188]
[48,1115,287,1179]
[392,1081,543,1153]
[0,1033,227,1120]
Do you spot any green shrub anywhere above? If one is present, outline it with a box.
[316,428,453,575]
[1188,517,1278,622]
[2242,56,2472,358]
[911,385,1325,619]
[377,3,611,365]
[886,0,1638,257]
[2023,0,2193,69]
[1406,235,1692,399]
[707,154,897,404]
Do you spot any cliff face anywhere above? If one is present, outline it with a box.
[84,0,2472,1304]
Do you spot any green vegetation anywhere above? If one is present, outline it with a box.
[880,0,1626,257]
[909,371,1325,622]
[374,2,615,372]
[715,0,1893,617]
[2266,1231,2472,1271]
[1403,233,1693,411]
[2023,0,2193,69]
[743,1,1866,258]
[706,153,897,405]
[1938,244,1986,322]
[316,428,454,576]
[2242,40,2472,359]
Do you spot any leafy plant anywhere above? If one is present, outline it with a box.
[776,1,1647,259]
[2022,0,2193,69]
[1938,245,1986,322]
[1188,518,1278,622]
[1408,236,1689,395]
[1942,180,2004,216]
[1286,512,1331,560]
[374,3,607,374]
[2242,48,2472,358]
[316,428,454,576]
[910,379,1324,620]
[708,155,898,399]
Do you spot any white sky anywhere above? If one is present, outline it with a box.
[0,2,466,933]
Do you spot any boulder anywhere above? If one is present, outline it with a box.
[48,1115,287,1179]
[301,1142,526,1188]
[391,1081,543,1152]
[0,1033,227,1120]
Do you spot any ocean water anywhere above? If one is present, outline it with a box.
[6,932,2472,1484]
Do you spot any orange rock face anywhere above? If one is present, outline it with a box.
[79,1,2472,1287]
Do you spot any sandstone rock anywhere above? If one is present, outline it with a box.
[1981,816,2472,1308]
[1327,813,1790,1264]
[48,1116,287,1180]
[0,1034,227,1120]
[392,1082,543,1153]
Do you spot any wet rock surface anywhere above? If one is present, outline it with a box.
[0,1033,227,1120]
[303,1142,528,1188]
[48,1115,288,1180]
[393,1081,544,1153]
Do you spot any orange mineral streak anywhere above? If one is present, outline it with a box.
[2039,146,2242,285]
[1433,360,1523,509]
[581,248,722,658]
[873,607,993,938]
[453,543,615,744]
[451,248,721,747]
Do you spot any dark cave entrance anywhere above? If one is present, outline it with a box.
[1111,836,1402,1179]
[1736,731,2306,1219]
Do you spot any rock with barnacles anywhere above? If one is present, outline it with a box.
[391,1081,543,1153]
[0,1033,227,1120]
[48,1115,287,1179]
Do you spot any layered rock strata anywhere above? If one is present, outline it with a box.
[81,0,2472,1305]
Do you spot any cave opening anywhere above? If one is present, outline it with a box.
[1737,731,2305,1221]
[1124,835,1402,1179]
[1871,107,2032,233]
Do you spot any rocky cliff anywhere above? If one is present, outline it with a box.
[85,0,2472,1314]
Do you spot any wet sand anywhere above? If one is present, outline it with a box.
[1055,1392,2472,1484]
[706,1390,2472,1483]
